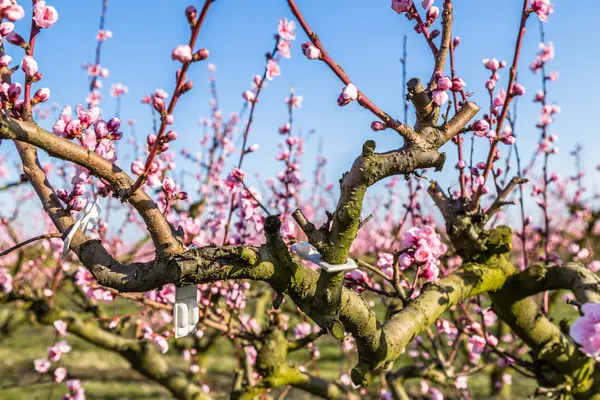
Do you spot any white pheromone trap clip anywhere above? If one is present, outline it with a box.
[290,241,357,273]
[62,198,103,260]
[174,285,199,338]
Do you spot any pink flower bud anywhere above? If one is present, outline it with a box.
[171,45,193,63]
[95,120,108,139]
[147,134,157,145]
[429,29,440,39]
[109,131,123,140]
[456,160,466,169]
[482,58,500,71]
[247,144,259,152]
[182,81,194,93]
[163,114,174,124]
[162,177,176,194]
[107,117,120,132]
[166,130,178,141]
[0,22,14,36]
[453,36,460,47]
[178,191,188,200]
[152,96,165,113]
[131,160,144,176]
[6,32,25,46]
[185,5,197,23]
[7,82,21,100]
[0,55,11,67]
[472,119,489,135]
[547,71,559,81]
[422,0,434,9]
[301,42,321,59]
[2,5,25,22]
[511,83,526,96]
[21,56,38,77]
[73,183,85,196]
[56,188,68,201]
[426,6,439,24]
[370,121,386,131]
[337,83,358,106]
[33,87,50,103]
[194,48,210,61]
[242,90,256,102]
[391,0,413,14]
[70,197,86,211]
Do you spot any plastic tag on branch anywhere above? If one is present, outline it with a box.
[174,285,199,338]
[61,198,102,260]
[290,241,357,273]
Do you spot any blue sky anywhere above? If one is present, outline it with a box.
[1,0,598,222]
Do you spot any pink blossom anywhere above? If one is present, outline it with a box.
[34,359,50,373]
[589,261,600,272]
[266,59,280,81]
[0,268,13,293]
[171,45,193,63]
[110,83,128,97]
[54,320,67,336]
[398,253,414,269]
[96,29,112,41]
[493,88,507,109]
[431,89,448,106]
[456,160,466,169]
[21,56,38,77]
[0,22,14,36]
[54,367,67,383]
[482,57,500,71]
[278,39,291,58]
[532,0,553,22]
[95,139,117,162]
[2,4,24,21]
[301,42,321,59]
[437,76,452,91]
[76,104,100,126]
[570,302,600,357]
[242,90,256,102]
[422,0,434,9]
[33,1,59,29]
[421,262,440,282]
[451,78,466,92]
[548,71,559,81]
[277,18,296,41]
[0,54,11,67]
[391,0,413,14]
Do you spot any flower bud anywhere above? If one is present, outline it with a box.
[107,117,120,132]
[370,121,386,131]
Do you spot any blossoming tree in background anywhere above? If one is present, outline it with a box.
[2,0,600,399]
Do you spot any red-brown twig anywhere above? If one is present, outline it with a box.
[471,1,531,209]
[129,0,213,195]
[287,0,415,141]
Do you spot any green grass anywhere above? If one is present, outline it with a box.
[0,291,578,399]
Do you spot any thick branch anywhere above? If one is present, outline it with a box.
[0,117,182,258]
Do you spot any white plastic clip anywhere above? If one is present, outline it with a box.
[174,285,199,338]
[290,241,357,273]
[62,198,103,259]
